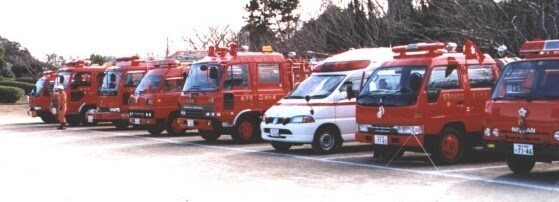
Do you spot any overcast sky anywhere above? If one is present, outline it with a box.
[1,0,327,61]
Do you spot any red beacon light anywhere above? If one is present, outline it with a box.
[313,60,371,72]
[155,59,179,68]
[392,42,446,59]
[520,40,559,59]
[65,60,86,68]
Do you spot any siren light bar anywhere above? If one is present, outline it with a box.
[520,40,559,59]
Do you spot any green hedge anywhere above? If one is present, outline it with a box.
[0,85,24,103]
[15,77,37,84]
[0,80,35,94]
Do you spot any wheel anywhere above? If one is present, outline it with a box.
[146,121,165,135]
[40,114,57,123]
[200,130,221,142]
[271,142,292,151]
[112,120,130,130]
[507,155,536,174]
[311,126,340,154]
[374,146,405,161]
[232,116,259,144]
[166,113,186,135]
[433,127,465,164]
[67,115,81,126]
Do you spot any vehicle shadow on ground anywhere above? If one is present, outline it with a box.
[493,170,559,187]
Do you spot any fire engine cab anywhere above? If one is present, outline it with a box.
[261,48,393,153]
[88,56,153,129]
[52,60,108,126]
[355,41,499,164]
[128,59,189,135]
[28,70,57,123]
[177,44,311,144]
[484,40,559,173]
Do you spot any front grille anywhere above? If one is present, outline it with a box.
[183,109,204,118]
[129,110,154,118]
[364,125,395,134]
[97,107,110,112]
[265,117,291,125]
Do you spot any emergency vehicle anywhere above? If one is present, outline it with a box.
[51,60,108,126]
[355,41,499,164]
[261,48,393,153]
[87,56,153,129]
[128,59,189,135]
[28,70,57,123]
[484,40,559,173]
[177,44,311,143]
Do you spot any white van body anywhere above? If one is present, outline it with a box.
[261,48,393,153]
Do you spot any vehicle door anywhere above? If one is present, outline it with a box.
[425,65,466,126]
[222,63,252,121]
[336,74,363,138]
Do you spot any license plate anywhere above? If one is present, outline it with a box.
[374,135,388,145]
[134,118,140,125]
[87,115,94,123]
[51,108,57,114]
[513,143,534,156]
[187,119,194,127]
[270,129,280,137]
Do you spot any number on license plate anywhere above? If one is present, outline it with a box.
[87,115,93,123]
[270,129,280,137]
[51,108,57,114]
[374,135,388,145]
[134,118,140,125]
[187,119,194,127]
[513,143,534,156]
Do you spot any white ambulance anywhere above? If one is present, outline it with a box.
[261,48,393,153]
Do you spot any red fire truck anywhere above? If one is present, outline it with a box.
[355,41,499,164]
[128,59,189,135]
[177,44,311,143]
[484,40,559,173]
[51,60,108,126]
[88,56,153,129]
[28,70,58,123]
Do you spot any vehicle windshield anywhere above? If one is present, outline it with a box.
[135,70,163,94]
[492,60,559,100]
[182,63,221,92]
[54,71,71,89]
[31,78,47,97]
[285,75,346,99]
[358,66,426,107]
[99,69,122,96]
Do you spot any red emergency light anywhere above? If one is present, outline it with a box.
[116,55,140,62]
[520,40,559,59]
[392,43,446,59]
[155,59,179,68]
[313,60,371,72]
[65,60,85,67]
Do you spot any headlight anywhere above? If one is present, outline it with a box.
[205,112,215,117]
[484,128,491,136]
[290,115,315,123]
[181,110,186,116]
[492,128,499,137]
[145,112,152,118]
[554,131,559,141]
[34,106,42,110]
[395,126,423,135]
[109,108,120,113]
[358,124,371,133]
[146,98,154,105]
[129,112,133,116]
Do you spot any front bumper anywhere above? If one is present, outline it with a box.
[484,141,559,160]
[260,122,320,143]
[91,111,128,122]
[355,132,425,147]
[129,117,157,126]
[177,117,217,131]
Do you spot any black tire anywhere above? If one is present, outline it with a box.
[231,116,259,144]
[507,155,536,174]
[432,127,465,165]
[146,121,165,135]
[166,113,186,136]
[112,120,130,130]
[200,130,221,142]
[67,115,81,126]
[40,114,57,123]
[271,142,292,151]
[311,126,341,154]
[375,146,405,161]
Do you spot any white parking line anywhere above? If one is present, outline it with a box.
[438,165,510,173]
[321,154,375,160]
[27,128,559,192]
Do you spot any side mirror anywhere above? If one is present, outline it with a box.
[343,81,355,100]
[200,65,208,71]
[209,66,219,79]
[110,74,116,83]
[304,95,314,115]
[427,89,441,103]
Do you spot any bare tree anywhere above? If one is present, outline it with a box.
[182,25,238,50]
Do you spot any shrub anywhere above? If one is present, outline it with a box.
[16,77,37,84]
[0,85,24,103]
[0,80,35,94]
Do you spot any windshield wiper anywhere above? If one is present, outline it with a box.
[507,94,533,102]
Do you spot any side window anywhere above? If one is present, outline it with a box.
[340,75,365,92]
[468,65,494,88]
[224,64,250,90]
[73,72,92,87]
[258,63,280,83]
[124,72,145,87]
[427,66,460,90]
[161,77,184,92]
